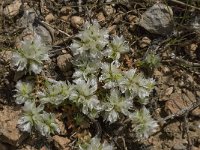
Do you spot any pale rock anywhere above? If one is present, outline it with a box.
[53,135,70,150]
[108,25,117,35]
[60,16,69,21]
[45,13,55,23]
[172,142,186,150]
[70,16,84,29]
[0,51,12,62]
[139,3,174,35]
[96,12,105,23]
[165,87,173,96]
[139,37,151,48]
[0,106,28,146]
[57,54,72,73]
[103,5,116,16]
[3,0,22,18]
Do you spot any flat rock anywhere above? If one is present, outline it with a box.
[3,0,22,18]
[0,106,28,146]
[139,3,174,35]
[53,135,71,150]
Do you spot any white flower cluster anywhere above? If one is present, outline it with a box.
[17,101,60,137]
[103,89,132,123]
[79,136,115,150]
[11,35,50,74]
[14,78,71,136]
[119,69,155,102]
[14,20,158,140]
[37,79,71,105]
[70,20,109,59]
[69,20,158,139]
[14,80,34,104]
[129,107,158,139]
[69,79,102,118]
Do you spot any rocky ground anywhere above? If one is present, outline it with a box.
[0,0,200,150]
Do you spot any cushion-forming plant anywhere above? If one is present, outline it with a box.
[13,19,158,143]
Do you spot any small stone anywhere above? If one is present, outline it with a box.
[165,87,173,96]
[45,13,55,23]
[53,135,71,150]
[113,13,123,24]
[127,15,138,25]
[162,66,170,74]
[71,16,84,29]
[139,37,151,48]
[172,142,186,150]
[108,25,117,35]
[0,106,28,146]
[57,54,72,73]
[196,91,200,97]
[3,0,22,18]
[191,107,200,117]
[96,12,105,24]
[103,5,116,16]
[139,3,174,35]
[191,146,200,150]
[55,114,67,135]
[0,51,12,63]
[185,90,196,103]
[60,16,69,21]
[127,15,138,32]
[60,6,72,15]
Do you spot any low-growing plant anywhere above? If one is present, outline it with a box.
[11,35,50,74]
[12,20,158,145]
[78,136,115,150]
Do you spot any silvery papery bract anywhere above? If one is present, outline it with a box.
[17,101,60,136]
[11,35,50,74]
[14,80,34,104]
[103,89,133,123]
[119,69,155,101]
[99,62,123,89]
[104,35,129,61]
[69,79,102,118]
[17,101,44,133]
[72,57,100,82]
[36,112,60,137]
[79,136,115,150]
[37,79,71,105]
[129,107,158,139]
[70,20,109,59]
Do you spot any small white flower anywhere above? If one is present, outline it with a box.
[104,35,129,60]
[119,69,155,100]
[103,89,132,123]
[38,79,71,105]
[72,57,100,82]
[129,107,158,139]
[11,35,50,74]
[14,80,34,104]
[99,62,123,89]
[79,136,115,150]
[69,79,102,118]
[17,101,44,133]
[70,20,109,59]
[36,112,60,137]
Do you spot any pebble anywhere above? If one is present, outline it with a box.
[71,16,84,29]
[139,3,174,35]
